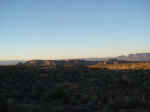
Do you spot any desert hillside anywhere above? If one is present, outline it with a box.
[88,63,150,70]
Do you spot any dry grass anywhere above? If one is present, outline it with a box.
[88,63,150,70]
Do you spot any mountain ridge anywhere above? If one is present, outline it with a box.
[0,53,150,65]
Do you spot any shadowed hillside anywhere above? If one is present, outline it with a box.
[1,65,150,111]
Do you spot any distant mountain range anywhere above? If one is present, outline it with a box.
[0,53,150,65]
[0,60,25,65]
[84,53,150,61]
[117,53,150,61]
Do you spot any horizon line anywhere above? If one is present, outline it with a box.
[0,52,150,61]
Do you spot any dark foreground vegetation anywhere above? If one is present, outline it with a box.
[1,65,150,112]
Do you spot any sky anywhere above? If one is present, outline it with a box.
[0,0,150,60]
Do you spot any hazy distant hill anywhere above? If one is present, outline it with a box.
[118,53,150,61]
[83,53,150,62]
[0,60,25,65]
[81,57,111,61]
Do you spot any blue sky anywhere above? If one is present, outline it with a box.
[0,0,150,60]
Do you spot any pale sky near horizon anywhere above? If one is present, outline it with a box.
[0,0,150,60]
